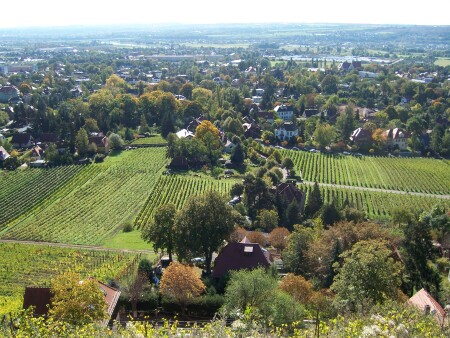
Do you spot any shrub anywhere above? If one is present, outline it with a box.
[122,222,133,232]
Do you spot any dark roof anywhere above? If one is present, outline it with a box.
[303,109,319,117]
[256,111,274,120]
[11,133,32,144]
[23,287,53,316]
[212,238,272,278]
[350,127,372,142]
[0,85,20,95]
[271,182,306,213]
[40,133,58,143]
[169,156,188,169]
[88,135,108,148]
[277,122,298,132]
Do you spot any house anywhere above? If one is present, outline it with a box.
[0,146,10,161]
[11,133,34,148]
[32,145,43,159]
[275,122,299,141]
[302,108,320,118]
[274,104,294,121]
[223,140,236,154]
[88,134,109,152]
[169,156,189,170]
[0,85,20,103]
[407,288,447,326]
[270,182,306,214]
[176,129,194,139]
[39,133,59,145]
[23,280,121,327]
[245,66,257,77]
[243,123,262,139]
[256,111,274,123]
[212,237,272,279]
[350,128,373,147]
[339,60,362,71]
[186,117,206,133]
[383,128,410,150]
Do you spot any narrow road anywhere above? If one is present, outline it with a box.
[0,238,155,255]
[301,181,450,200]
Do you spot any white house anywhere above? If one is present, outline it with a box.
[274,104,294,121]
[383,128,410,150]
[275,122,299,141]
[176,129,194,139]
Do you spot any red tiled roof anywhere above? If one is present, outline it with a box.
[407,288,446,325]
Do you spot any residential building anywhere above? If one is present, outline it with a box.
[270,182,306,214]
[0,86,20,103]
[274,104,294,121]
[407,288,447,326]
[212,237,272,278]
[383,128,410,150]
[275,122,299,141]
[11,133,34,148]
[350,127,373,147]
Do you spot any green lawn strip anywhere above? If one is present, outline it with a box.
[102,230,153,251]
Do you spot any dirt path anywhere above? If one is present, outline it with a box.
[302,181,450,200]
[0,238,155,255]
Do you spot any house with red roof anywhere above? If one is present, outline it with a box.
[407,288,448,326]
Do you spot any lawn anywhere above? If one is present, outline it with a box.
[102,230,153,251]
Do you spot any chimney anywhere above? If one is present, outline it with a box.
[424,304,431,315]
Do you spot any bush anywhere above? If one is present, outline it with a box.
[94,154,105,163]
[122,222,133,232]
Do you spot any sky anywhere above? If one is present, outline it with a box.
[0,0,448,28]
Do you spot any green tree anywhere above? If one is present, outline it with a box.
[320,201,342,227]
[175,191,237,275]
[230,142,245,165]
[282,225,315,275]
[142,203,177,262]
[255,209,279,232]
[313,123,336,149]
[49,272,107,325]
[108,133,123,150]
[305,182,323,218]
[331,239,402,312]
[75,128,89,157]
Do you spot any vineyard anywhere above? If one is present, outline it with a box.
[0,148,168,245]
[0,165,85,229]
[0,243,140,315]
[303,183,449,220]
[134,175,239,228]
[282,150,450,195]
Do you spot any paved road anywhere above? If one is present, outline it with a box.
[0,238,155,255]
[301,181,450,200]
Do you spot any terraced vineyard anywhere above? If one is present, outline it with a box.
[0,165,85,228]
[283,150,450,195]
[135,175,238,229]
[1,148,168,245]
[303,184,449,220]
[0,242,140,315]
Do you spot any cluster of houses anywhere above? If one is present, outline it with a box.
[350,127,411,150]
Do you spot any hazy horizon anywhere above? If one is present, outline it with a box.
[0,0,448,29]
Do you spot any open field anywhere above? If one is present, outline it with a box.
[0,148,168,245]
[130,134,167,145]
[434,58,450,67]
[0,242,141,315]
[282,150,450,195]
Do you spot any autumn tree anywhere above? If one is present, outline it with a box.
[159,262,205,315]
[279,273,314,304]
[247,230,267,247]
[174,191,237,275]
[49,272,107,325]
[141,203,177,262]
[269,227,290,253]
[195,120,222,164]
